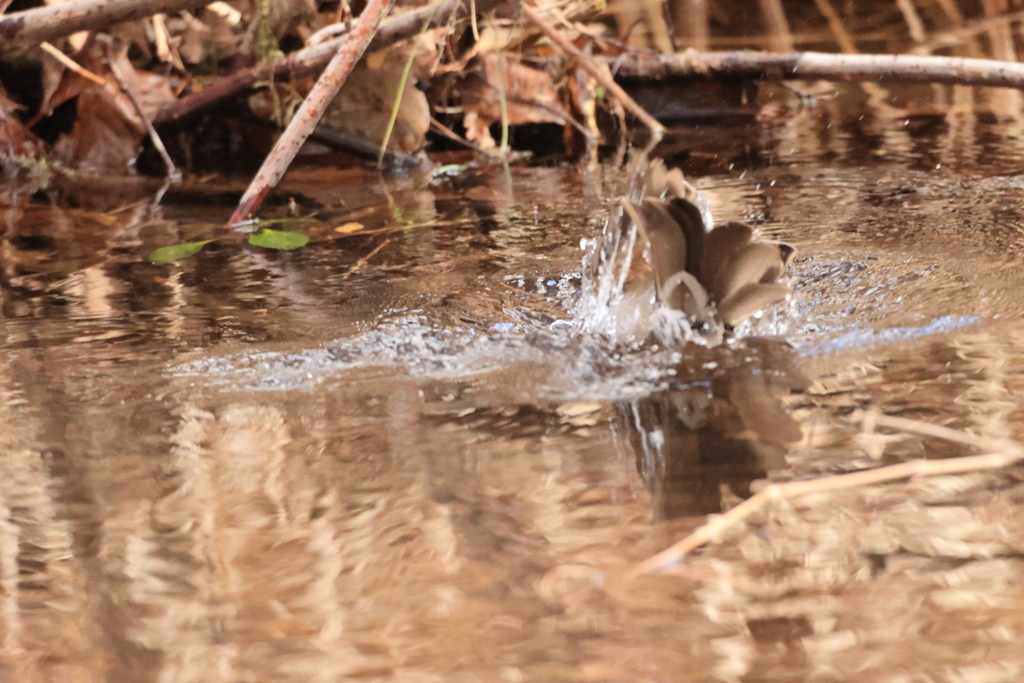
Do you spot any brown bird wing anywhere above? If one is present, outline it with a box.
[623,197,712,320]
[622,199,688,295]
[647,161,697,203]
[717,282,791,327]
[699,222,753,290]
[662,197,706,278]
[660,268,709,320]
[709,242,783,304]
[701,221,796,325]
[625,166,797,329]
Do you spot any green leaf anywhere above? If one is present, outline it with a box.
[249,229,309,250]
[149,240,214,265]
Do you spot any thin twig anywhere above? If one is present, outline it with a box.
[895,0,927,44]
[105,46,181,182]
[378,4,439,166]
[521,3,664,147]
[626,413,1024,579]
[341,237,392,279]
[309,124,427,171]
[429,116,496,156]
[39,42,107,86]
[154,0,500,126]
[812,0,857,53]
[36,42,140,127]
[641,0,673,53]
[496,54,509,157]
[228,0,395,226]
[866,412,1020,454]
[757,0,793,52]
[610,51,1024,91]
[911,8,1024,55]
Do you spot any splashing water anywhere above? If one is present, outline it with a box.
[172,158,799,399]
[570,157,786,348]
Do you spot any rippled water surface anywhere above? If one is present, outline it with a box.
[3,85,1024,683]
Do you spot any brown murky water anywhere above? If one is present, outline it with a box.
[3,84,1024,683]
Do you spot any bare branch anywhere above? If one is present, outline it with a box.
[610,51,1024,91]
[227,0,395,226]
[154,0,465,126]
[521,4,664,145]
[0,0,211,53]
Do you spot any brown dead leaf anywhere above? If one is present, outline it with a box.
[321,47,430,153]
[108,20,155,63]
[109,48,177,120]
[457,54,567,149]
[411,29,447,81]
[173,14,213,64]
[38,48,70,118]
[334,222,365,234]
[55,88,142,173]
[0,84,41,160]
[47,46,177,173]
[165,8,244,67]
[467,54,566,123]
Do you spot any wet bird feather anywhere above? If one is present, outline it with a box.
[623,162,795,334]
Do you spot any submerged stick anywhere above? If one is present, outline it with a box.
[626,412,1024,578]
[611,51,1024,91]
[228,0,394,226]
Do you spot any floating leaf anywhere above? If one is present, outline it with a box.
[334,222,365,235]
[249,229,309,250]
[149,240,213,265]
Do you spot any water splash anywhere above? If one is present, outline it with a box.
[569,158,777,348]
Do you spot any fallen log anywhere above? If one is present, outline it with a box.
[609,50,1024,91]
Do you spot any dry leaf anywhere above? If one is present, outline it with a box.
[55,88,143,173]
[473,53,566,124]
[49,47,176,173]
[334,222,365,234]
[108,48,176,120]
[321,48,430,153]
[457,53,568,149]
[0,85,40,160]
[168,13,214,65]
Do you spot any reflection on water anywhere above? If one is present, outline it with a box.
[3,86,1024,681]
[615,339,805,519]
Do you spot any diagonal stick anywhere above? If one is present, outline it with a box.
[626,411,1024,579]
[228,0,395,226]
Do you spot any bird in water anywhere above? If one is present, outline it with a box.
[616,161,796,343]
